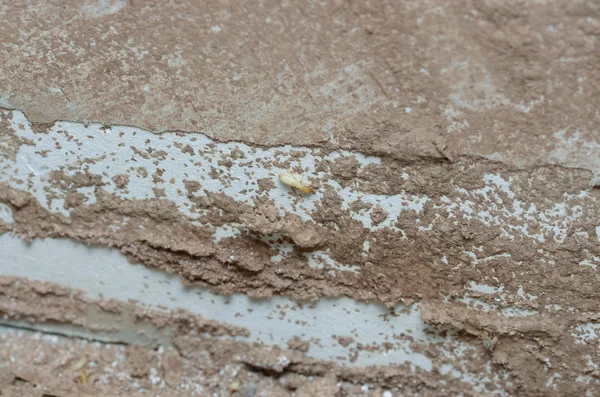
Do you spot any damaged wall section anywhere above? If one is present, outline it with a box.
[1,108,600,395]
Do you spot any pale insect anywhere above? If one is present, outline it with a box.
[480,330,498,351]
[278,169,314,194]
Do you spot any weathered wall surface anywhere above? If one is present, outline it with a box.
[1,0,600,396]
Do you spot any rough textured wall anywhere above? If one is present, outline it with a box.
[1,0,599,396]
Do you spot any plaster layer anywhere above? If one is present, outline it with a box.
[1,0,599,178]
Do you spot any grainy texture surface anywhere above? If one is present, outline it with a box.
[0,327,386,397]
[1,0,599,171]
[0,278,479,396]
[1,0,600,396]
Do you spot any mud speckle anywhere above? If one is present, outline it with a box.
[295,373,339,397]
[333,335,355,348]
[240,346,292,373]
[126,345,151,378]
[161,348,184,386]
[111,174,130,189]
[287,336,310,353]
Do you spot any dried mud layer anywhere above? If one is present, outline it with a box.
[0,328,362,397]
[1,0,600,396]
[0,277,485,397]
[0,277,410,397]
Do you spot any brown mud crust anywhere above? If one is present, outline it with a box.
[0,277,492,397]
[0,159,599,309]
[1,0,600,395]
[0,0,598,170]
[1,277,600,395]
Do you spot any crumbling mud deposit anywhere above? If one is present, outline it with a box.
[2,107,600,395]
[0,276,508,396]
[2,109,599,310]
[1,0,600,395]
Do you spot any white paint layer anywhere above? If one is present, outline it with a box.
[0,203,13,224]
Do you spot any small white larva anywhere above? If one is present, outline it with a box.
[278,170,314,194]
